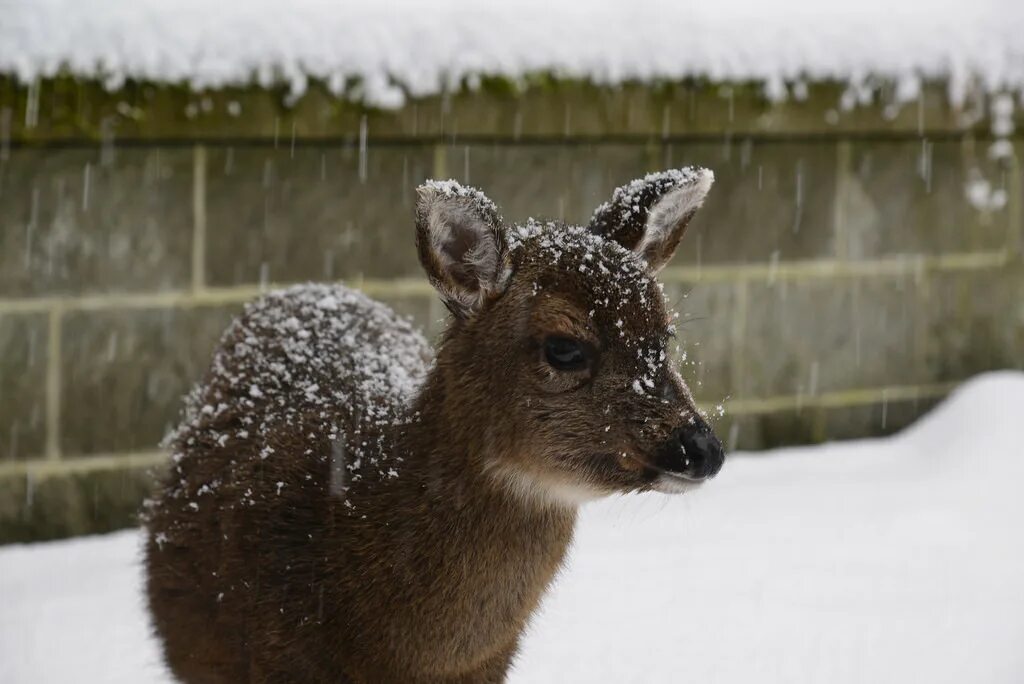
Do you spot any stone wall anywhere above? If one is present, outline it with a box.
[2,77,1022,542]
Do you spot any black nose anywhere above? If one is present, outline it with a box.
[657,419,725,481]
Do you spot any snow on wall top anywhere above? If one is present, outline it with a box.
[2,0,1022,108]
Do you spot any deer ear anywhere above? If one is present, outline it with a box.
[588,168,714,274]
[415,180,512,318]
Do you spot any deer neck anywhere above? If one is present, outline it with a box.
[395,369,577,569]
[342,353,577,667]
[403,370,573,511]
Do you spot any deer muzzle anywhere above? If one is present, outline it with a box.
[655,418,725,482]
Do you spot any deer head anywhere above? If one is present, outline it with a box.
[414,169,723,506]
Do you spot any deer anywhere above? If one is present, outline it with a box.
[144,167,725,683]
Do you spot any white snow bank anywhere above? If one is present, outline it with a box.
[2,0,1023,108]
[2,371,1023,683]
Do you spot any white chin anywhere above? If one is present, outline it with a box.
[486,463,607,508]
[650,474,701,494]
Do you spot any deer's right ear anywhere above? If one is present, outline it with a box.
[587,168,713,274]
[415,180,512,319]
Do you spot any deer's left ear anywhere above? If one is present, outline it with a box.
[587,168,714,274]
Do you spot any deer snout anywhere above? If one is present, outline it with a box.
[656,419,725,481]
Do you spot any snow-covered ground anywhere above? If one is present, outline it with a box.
[2,371,1023,683]
[3,0,1023,107]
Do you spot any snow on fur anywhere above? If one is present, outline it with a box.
[154,283,432,514]
[509,219,676,399]
[421,179,500,216]
[588,168,713,264]
[417,179,510,316]
[2,0,1022,107]
[590,168,711,226]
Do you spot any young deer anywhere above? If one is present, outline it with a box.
[145,167,724,683]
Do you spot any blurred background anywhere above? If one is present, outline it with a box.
[0,0,1022,544]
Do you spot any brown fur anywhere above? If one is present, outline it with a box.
[145,169,721,683]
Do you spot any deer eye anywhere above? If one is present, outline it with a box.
[543,336,588,372]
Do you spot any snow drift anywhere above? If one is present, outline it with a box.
[1,371,1023,683]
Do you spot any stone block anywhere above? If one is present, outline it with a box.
[708,412,768,453]
[676,403,922,454]
[755,409,821,449]
[923,265,1024,382]
[820,397,941,443]
[0,464,158,544]
[0,148,193,296]
[204,146,433,286]
[741,276,923,398]
[60,305,240,456]
[840,140,1011,258]
[665,282,738,402]
[663,140,838,265]
[441,143,653,226]
[0,313,48,460]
